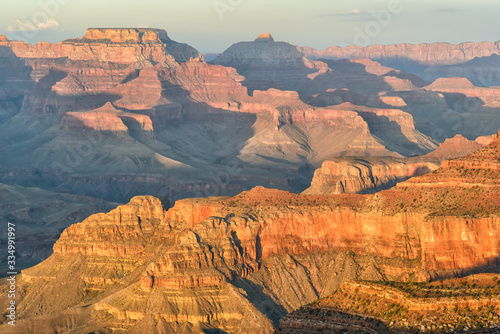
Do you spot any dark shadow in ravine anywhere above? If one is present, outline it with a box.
[203,329,229,334]
[232,278,288,328]
[356,111,432,156]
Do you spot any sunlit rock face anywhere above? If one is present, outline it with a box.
[1,133,500,333]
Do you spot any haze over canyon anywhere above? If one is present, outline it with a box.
[0,28,500,333]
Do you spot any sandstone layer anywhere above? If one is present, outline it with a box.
[1,28,201,63]
[0,29,447,207]
[303,157,438,195]
[1,132,499,333]
[304,134,484,195]
[279,275,500,333]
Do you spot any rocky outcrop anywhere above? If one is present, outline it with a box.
[422,134,484,161]
[303,157,438,195]
[303,134,484,195]
[213,33,306,65]
[280,276,500,333]
[211,33,317,93]
[2,134,500,333]
[81,28,170,44]
[424,77,500,105]
[60,102,154,138]
[256,32,274,42]
[1,28,201,64]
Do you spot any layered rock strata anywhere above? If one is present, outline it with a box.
[1,133,499,333]
[302,41,500,66]
[304,134,484,195]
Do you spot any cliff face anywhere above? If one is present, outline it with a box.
[2,133,500,333]
[279,276,500,333]
[302,41,500,86]
[304,134,484,195]
[303,157,439,195]
[82,28,170,44]
[424,77,500,105]
[4,30,500,210]
[0,28,200,64]
[302,41,500,66]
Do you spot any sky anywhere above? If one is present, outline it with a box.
[1,0,500,53]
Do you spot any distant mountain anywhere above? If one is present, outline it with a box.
[301,41,500,86]
[302,40,500,67]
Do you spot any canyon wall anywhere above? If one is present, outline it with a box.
[2,133,500,333]
[304,134,484,195]
[302,41,500,66]
[0,28,201,64]
[303,157,438,195]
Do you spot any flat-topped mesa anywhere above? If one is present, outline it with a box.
[78,28,171,44]
[255,32,274,42]
[1,28,200,64]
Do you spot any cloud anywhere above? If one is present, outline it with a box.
[7,18,60,32]
[319,9,374,21]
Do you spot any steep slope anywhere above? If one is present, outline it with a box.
[422,54,500,86]
[302,157,438,195]
[304,134,484,195]
[279,275,500,333]
[1,132,499,333]
[0,30,442,203]
[212,34,428,96]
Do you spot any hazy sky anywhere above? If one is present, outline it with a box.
[1,0,499,53]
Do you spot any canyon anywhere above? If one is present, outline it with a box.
[302,41,500,86]
[1,28,500,332]
[1,131,499,333]
[0,27,499,277]
[303,134,484,195]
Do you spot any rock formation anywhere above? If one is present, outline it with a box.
[304,134,484,195]
[302,41,500,86]
[81,28,170,44]
[302,41,500,66]
[0,29,445,206]
[256,32,274,42]
[1,28,200,64]
[279,275,500,333]
[303,157,438,195]
[1,30,500,279]
[421,54,500,86]
[1,132,499,333]
[422,134,484,161]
